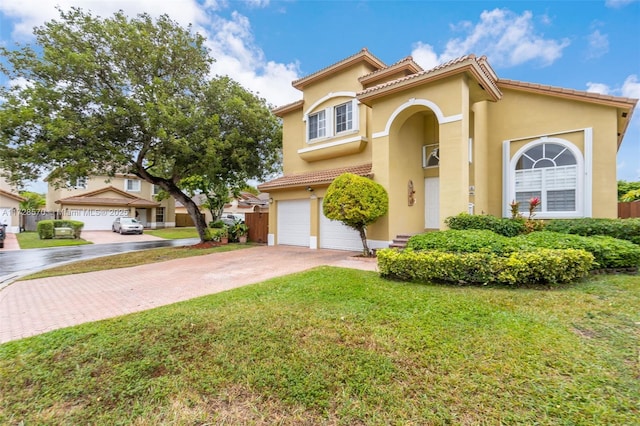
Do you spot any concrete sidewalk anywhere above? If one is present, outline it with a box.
[0,245,377,343]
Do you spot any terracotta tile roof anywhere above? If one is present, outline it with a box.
[258,163,373,191]
[358,55,423,85]
[272,99,304,117]
[292,48,386,90]
[0,188,26,202]
[56,186,160,207]
[497,79,638,108]
[358,54,474,96]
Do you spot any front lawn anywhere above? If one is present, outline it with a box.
[144,226,199,239]
[1,268,638,424]
[16,231,92,249]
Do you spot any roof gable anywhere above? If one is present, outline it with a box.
[292,48,386,90]
[358,54,502,105]
[56,186,160,207]
[0,188,26,203]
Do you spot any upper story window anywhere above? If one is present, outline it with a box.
[308,110,326,140]
[70,177,88,189]
[306,99,358,143]
[335,102,353,134]
[125,178,141,192]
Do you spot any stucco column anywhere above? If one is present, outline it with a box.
[438,79,470,227]
[370,134,391,242]
[471,100,489,215]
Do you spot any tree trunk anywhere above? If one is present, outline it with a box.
[133,169,211,243]
[358,226,370,257]
[170,189,210,242]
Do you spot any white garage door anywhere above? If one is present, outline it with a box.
[319,200,363,251]
[68,208,116,231]
[0,208,13,232]
[277,200,310,247]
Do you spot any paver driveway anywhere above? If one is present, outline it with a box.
[0,245,377,343]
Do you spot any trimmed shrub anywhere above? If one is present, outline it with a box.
[514,231,640,269]
[37,220,54,239]
[445,213,526,237]
[37,219,84,239]
[377,248,593,286]
[545,218,640,245]
[407,229,516,255]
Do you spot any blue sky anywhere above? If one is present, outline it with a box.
[1,0,639,190]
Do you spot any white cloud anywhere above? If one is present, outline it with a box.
[0,0,301,106]
[412,8,570,70]
[586,29,609,59]
[586,75,640,99]
[605,0,639,8]
[586,82,611,95]
[410,42,440,70]
[621,75,640,99]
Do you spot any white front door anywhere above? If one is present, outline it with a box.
[425,177,440,229]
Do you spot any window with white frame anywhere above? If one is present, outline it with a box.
[422,144,439,168]
[514,142,578,214]
[155,207,165,223]
[334,101,353,134]
[306,99,358,143]
[70,177,87,189]
[308,110,326,140]
[125,179,141,192]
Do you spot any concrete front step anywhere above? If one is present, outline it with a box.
[389,234,412,249]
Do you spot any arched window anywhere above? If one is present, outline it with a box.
[514,141,579,214]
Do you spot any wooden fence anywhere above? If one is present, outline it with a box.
[175,213,205,227]
[245,212,268,244]
[618,201,640,218]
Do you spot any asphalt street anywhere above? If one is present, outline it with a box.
[0,238,198,284]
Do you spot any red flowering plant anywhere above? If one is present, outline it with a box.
[509,200,521,219]
[528,197,541,219]
[525,197,544,233]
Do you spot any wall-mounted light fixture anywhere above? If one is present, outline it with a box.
[306,186,314,192]
[268,197,274,204]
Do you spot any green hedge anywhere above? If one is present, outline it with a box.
[514,231,640,270]
[445,213,526,237]
[408,229,640,270]
[37,220,84,239]
[407,229,515,255]
[377,248,593,286]
[545,218,640,245]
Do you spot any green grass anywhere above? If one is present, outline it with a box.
[20,243,256,280]
[1,268,639,425]
[144,226,200,239]
[16,231,92,249]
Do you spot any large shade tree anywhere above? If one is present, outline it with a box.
[0,8,281,242]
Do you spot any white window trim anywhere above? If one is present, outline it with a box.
[503,130,592,219]
[304,97,359,144]
[125,178,141,192]
[422,143,440,169]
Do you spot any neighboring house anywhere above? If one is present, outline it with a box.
[258,48,638,251]
[223,192,269,218]
[175,191,268,226]
[46,174,175,230]
[0,175,25,233]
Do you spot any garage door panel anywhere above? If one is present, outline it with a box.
[319,200,362,251]
[68,208,119,231]
[277,200,310,247]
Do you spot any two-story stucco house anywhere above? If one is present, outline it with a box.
[46,174,175,230]
[0,175,25,233]
[258,48,637,252]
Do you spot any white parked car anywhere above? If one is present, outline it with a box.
[112,217,144,235]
